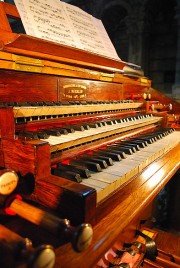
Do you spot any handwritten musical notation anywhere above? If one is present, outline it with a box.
[14,0,121,60]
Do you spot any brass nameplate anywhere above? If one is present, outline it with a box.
[63,84,87,99]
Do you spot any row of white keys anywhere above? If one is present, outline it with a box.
[81,131,180,203]
[43,116,160,146]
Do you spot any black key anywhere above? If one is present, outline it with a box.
[104,120,114,125]
[100,121,107,126]
[146,137,156,142]
[121,117,129,122]
[157,132,165,138]
[111,119,118,124]
[65,124,84,131]
[57,163,91,178]
[86,101,93,104]
[98,149,122,161]
[17,131,38,139]
[136,137,154,144]
[157,133,163,139]
[70,160,102,172]
[119,145,137,153]
[29,102,41,106]
[80,101,87,105]
[36,131,50,139]
[162,131,168,136]
[95,121,104,127]
[44,129,61,136]
[153,134,162,140]
[146,136,157,141]
[131,139,148,147]
[14,102,29,107]
[113,118,120,123]
[62,126,75,133]
[127,140,146,148]
[111,144,137,153]
[80,123,90,130]
[61,101,70,105]
[120,142,140,151]
[152,133,163,140]
[53,101,62,106]
[107,145,133,155]
[92,153,113,166]
[74,101,81,105]
[78,156,108,169]
[69,101,76,105]
[53,127,68,135]
[52,168,82,182]
[43,101,56,106]
[59,129,69,135]
[109,149,127,159]
[87,122,99,128]
[38,102,46,106]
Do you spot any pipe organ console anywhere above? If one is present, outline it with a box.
[0,2,180,267]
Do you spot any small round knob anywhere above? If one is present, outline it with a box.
[72,223,93,252]
[28,245,55,268]
[143,93,147,100]
[0,170,18,195]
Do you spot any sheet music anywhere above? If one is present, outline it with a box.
[14,0,121,60]
[14,0,35,36]
[15,0,81,48]
[62,2,110,57]
[93,18,121,61]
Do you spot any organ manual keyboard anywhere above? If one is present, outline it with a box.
[0,2,180,267]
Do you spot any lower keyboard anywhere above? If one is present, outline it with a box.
[80,129,180,203]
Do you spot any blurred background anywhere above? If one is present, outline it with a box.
[61,0,180,102]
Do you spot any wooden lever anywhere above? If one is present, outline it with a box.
[0,168,93,252]
[5,195,93,252]
[0,224,55,268]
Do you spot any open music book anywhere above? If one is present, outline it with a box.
[13,0,120,61]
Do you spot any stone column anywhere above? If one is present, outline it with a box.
[125,12,146,68]
[172,0,180,101]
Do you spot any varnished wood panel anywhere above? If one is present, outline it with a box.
[0,70,58,102]
[0,107,14,137]
[0,70,151,102]
[32,174,97,225]
[2,138,51,179]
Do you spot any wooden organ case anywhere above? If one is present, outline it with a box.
[0,2,180,268]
